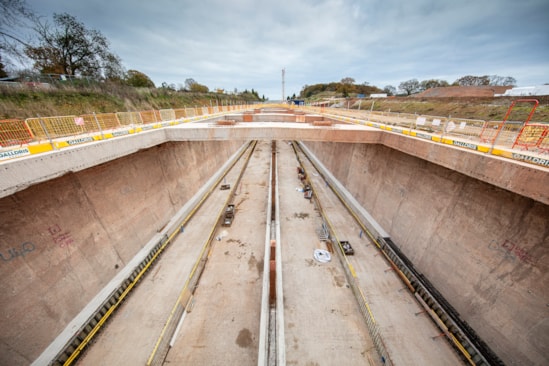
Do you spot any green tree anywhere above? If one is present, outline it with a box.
[125,69,155,87]
[183,78,208,92]
[189,82,209,93]
[25,13,123,79]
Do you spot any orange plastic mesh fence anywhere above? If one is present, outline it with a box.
[0,119,33,147]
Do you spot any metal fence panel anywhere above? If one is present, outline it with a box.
[26,116,84,139]
[116,111,143,125]
[140,110,160,124]
[160,109,176,121]
[0,119,33,146]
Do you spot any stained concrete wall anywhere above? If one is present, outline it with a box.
[303,141,548,366]
[0,140,244,365]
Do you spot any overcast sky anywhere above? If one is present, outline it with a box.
[24,0,549,100]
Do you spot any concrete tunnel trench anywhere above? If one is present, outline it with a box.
[0,116,547,366]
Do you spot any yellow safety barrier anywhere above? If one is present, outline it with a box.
[140,110,161,124]
[26,115,85,139]
[160,109,176,121]
[538,129,549,152]
[307,105,548,168]
[2,104,546,170]
[513,124,547,150]
[173,108,187,119]
[0,105,251,161]
[185,107,196,117]
[116,111,142,125]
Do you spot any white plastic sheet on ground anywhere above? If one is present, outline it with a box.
[313,249,331,263]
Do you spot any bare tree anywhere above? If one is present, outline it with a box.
[420,79,449,90]
[455,74,516,87]
[489,75,516,86]
[383,85,396,96]
[341,77,355,84]
[398,79,420,95]
[455,75,490,86]
[0,0,36,71]
[184,78,197,90]
[502,76,516,86]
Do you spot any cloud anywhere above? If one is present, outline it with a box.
[24,0,549,99]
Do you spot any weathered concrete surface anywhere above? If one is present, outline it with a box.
[0,140,244,365]
[303,141,549,366]
[381,131,549,205]
[0,129,167,199]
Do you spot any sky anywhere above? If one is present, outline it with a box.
[22,0,549,100]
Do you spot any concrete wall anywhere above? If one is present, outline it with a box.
[0,140,244,365]
[303,141,548,366]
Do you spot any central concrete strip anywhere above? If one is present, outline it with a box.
[163,140,271,365]
[274,146,286,366]
[257,143,276,365]
[31,143,249,365]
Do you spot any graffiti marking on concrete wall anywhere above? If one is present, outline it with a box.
[48,224,74,248]
[488,239,536,265]
[0,242,36,262]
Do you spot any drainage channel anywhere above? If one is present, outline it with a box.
[258,140,285,366]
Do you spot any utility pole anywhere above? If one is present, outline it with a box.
[282,68,285,102]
